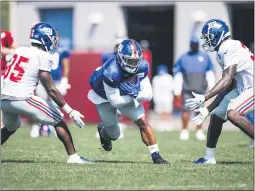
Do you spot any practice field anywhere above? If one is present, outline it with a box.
[1,125,254,190]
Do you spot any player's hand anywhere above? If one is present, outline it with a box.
[192,107,210,125]
[69,110,85,128]
[185,92,205,110]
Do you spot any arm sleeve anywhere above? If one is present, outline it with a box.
[103,81,134,108]
[173,72,183,96]
[137,76,152,102]
[38,53,52,72]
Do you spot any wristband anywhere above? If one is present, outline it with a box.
[62,103,73,114]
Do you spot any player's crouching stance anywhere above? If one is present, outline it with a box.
[1,23,90,164]
[88,39,168,164]
[185,19,254,164]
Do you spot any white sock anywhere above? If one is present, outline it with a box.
[204,147,216,160]
[148,144,159,155]
[68,153,79,159]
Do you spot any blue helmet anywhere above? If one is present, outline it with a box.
[30,22,59,54]
[117,39,143,73]
[157,65,168,75]
[201,19,231,52]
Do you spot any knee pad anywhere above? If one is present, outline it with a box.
[105,124,120,141]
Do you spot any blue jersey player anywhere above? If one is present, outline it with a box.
[88,39,168,164]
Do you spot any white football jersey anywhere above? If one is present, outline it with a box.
[216,39,254,93]
[1,46,53,98]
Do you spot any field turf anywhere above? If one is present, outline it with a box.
[1,125,254,190]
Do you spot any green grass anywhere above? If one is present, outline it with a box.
[1,125,254,190]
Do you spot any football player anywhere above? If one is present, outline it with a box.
[88,39,168,164]
[30,30,71,138]
[1,22,90,164]
[185,19,254,164]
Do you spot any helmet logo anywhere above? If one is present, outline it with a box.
[208,21,216,29]
[43,28,53,35]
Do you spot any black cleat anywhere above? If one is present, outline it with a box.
[153,157,169,164]
[151,152,168,164]
[98,124,112,151]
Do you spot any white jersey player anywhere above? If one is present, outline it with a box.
[184,19,254,164]
[1,22,90,164]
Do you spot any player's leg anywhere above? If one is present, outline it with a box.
[30,82,49,138]
[227,88,254,139]
[96,102,119,151]
[12,96,89,163]
[118,100,168,164]
[193,89,239,164]
[1,100,21,145]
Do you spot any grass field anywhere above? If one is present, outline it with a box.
[1,125,254,190]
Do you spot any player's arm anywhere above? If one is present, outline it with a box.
[204,65,237,101]
[1,33,16,56]
[103,81,134,108]
[39,71,66,107]
[136,76,152,102]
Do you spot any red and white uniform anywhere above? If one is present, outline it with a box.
[1,46,62,131]
[1,31,14,76]
[216,39,254,115]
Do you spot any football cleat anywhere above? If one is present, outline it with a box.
[195,129,206,141]
[67,156,92,164]
[98,123,112,151]
[193,157,217,165]
[151,152,168,164]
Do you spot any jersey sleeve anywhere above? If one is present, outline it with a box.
[222,43,239,70]
[173,57,183,75]
[102,67,119,88]
[38,52,53,72]
[61,50,70,59]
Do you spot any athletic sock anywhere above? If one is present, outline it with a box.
[148,144,161,160]
[68,153,79,159]
[204,147,216,160]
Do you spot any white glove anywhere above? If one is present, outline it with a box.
[192,107,210,125]
[62,103,85,128]
[69,110,85,128]
[185,92,205,110]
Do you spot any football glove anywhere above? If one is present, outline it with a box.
[185,92,205,110]
[192,107,210,125]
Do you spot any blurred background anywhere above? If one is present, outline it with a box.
[1,1,254,135]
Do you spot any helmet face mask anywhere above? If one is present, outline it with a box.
[201,33,215,52]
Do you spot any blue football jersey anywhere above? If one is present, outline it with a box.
[51,49,70,81]
[89,56,149,99]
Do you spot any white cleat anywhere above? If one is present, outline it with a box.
[30,124,40,138]
[193,157,217,164]
[180,129,189,140]
[196,129,206,141]
[67,154,92,164]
